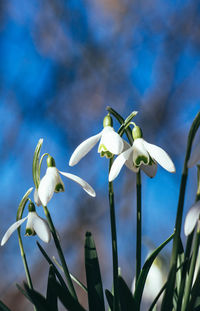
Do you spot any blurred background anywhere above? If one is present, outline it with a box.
[0,0,200,309]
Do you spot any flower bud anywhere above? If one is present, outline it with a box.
[103,114,113,128]
[132,126,143,140]
[47,156,56,167]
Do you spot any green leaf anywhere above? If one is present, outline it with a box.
[16,283,33,303]
[32,138,43,189]
[105,289,113,311]
[46,265,58,311]
[134,232,175,309]
[23,283,54,311]
[0,301,12,311]
[16,187,33,221]
[52,256,87,293]
[176,238,184,295]
[37,242,68,291]
[118,276,136,311]
[84,232,105,311]
[51,278,86,311]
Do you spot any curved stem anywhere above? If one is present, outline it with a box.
[42,205,77,300]
[109,159,119,311]
[136,171,142,283]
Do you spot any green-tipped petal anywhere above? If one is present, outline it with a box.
[1,217,28,246]
[59,171,96,197]
[143,139,175,173]
[28,212,51,243]
[132,138,150,166]
[184,201,200,236]
[109,146,134,182]
[69,131,103,166]
[99,126,124,155]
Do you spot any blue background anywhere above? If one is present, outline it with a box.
[0,0,200,309]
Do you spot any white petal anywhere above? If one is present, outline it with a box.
[69,131,103,166]
[59,171,96,197]
[99,126,124,155]
[132,138,150,166]
[141,162,158,178]
[38,167,59,206]
[188,143,200,168]
[143,140,176,173]
[1,217,28,246]
[34,188,42,206]
[184,201,200,236]
[109,146,134,182]
[28,212,51,243]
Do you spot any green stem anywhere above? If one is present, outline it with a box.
[136,171,142,283]
[17,232,33,289]
[17,230,37,311]
[109,159,119,311]
[161,112,200,311]
[182,226,200,311]
[176,231,194,311]
[42,205,77,300]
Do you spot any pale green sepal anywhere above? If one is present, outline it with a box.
[32,138,43,189]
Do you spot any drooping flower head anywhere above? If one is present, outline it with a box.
[38,155,96,206]
[109,124,176,181]
[1,202,51,246]
[69,114,124,166]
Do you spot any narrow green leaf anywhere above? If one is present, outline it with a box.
[85,232,105,311]
[16,187,33,221]
[105,289,113,311]
[53,256,87,293]
[46,265,58,311]
[176,238,184,295]
[118,276,136,311]
[51,278,86,311]
[37,242,68,291]
[32,138,43,189]
[134,232,175,309]
[0,301,12,311]
[23,283,54,311]
[16,283,33,303]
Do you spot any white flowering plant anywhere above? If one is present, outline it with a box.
[0,107,200,311]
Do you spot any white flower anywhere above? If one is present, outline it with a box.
[184,200,200,236]
[1,209,51,246]
[109,137,175,182]
[38,166,96,206]
[69,117,124,166]
[188,143,200,168]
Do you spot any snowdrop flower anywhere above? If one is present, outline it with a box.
[109,125,175,182]
[1,203,51,246]
[38,155,96,206]
[69,114,124,166]
[188,143,200,168]
[184,200,200,236]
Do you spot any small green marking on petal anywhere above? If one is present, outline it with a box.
[55,183,64,192]
[135,155,149,166]
[99,144,113,159]
[25,228,36,236]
